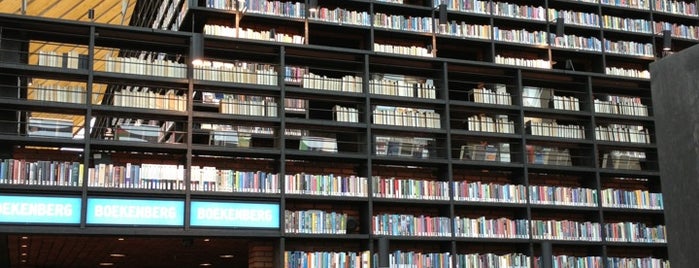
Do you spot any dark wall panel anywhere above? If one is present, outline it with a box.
[650,44,699,268]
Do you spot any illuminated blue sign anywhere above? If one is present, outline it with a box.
[190,201,280,228]
[0,195,81,224]
[86,198,184,226]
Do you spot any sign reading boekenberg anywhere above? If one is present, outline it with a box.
[86,197,184,226]
[0,195,81,224]
[190,201,280,228]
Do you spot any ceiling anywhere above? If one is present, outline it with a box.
[5,234,253,268]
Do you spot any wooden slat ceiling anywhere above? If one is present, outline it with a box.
[0,0,138,134]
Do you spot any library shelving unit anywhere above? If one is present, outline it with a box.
[1,0,692,265]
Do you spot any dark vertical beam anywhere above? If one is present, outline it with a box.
[0,235,9,268]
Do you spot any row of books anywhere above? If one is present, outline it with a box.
[548,10,600,28]
[204,0,243,11]
[88,163,186,190]
[458,253,530,268]
[372,106,442,129]
[466,114,515,133]
[459,141,511,164]
[153,0,182,30]
[531,220,602,241]
[604,222,667,243]
[372,214,452,236]
[600,0,650,10]
[373,13,432,33]
[219,96,279,117]
[454,217,530,238]
[492,2,546,21]
[204,25,305,44]
[656,21,699,40]
[378,251,452,268]
[495,55,552,69]
[285,173,368,197]
[37,51,84,69]
[551,34,603,52]
[437,22,491,39]
[602,15,652,34]
[368,77,436,99]
[594,95,649,116]
[606,257,671,268]
[527,146,573,166]
[526,121,586,139]
[604,40,655,57]
[594,125,651,144]
[104,56,187,78]
[284,98,307,112]
[193,60,278,85]
[551,95,581,111]
[31,84,86,104]
[601,188,664,209]
[284,66,307,85]
[601,150,646,170]
[529,185,598,207]
[605,66,650,79]
[438,0,490,14]
[372,176,450,200]
[284,209,348,234]
[189,167,280,193]
[285,251,370,268]
[0,159,83,187]
[309,6,371,26]
[113,88,187,112]
[243,0,305,18]
[373,43,433,58]
[655,0,697,15]
[453,181,527,203]
[469,85,513,105]
[333,105,360,123]
[493,28,549,46]
[301,73,363,93]
[536,256,601,268]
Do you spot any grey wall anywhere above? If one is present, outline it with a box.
[650,44,699,268]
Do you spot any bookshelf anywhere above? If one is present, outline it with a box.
[0,0,688,264]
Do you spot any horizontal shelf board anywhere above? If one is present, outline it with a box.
[190,191,281,199]
[604,52,655,61]
[450,160,525,169]
[448,100,521,111]
[454,237,530,243]
[453,200,528,208]
[308,19,372,30]
[190,145,281,157]
[530,203,600,211]
[91,105,188,120]
[604,241,667,247]
[565,24,603,31]
[86,187,186,195]
[597,169,660,176]
[372,197,451,205]
[522,106,592,117]
[284,86,365,100]
[370,124,446,134]
[0,98,87,114]
[531,239,603,245]
[243,12,306,23]
[374,235,453,241]
[549,46,603,54]
[285,118,368,129]
[449,130,522,139]
[191,111,281,123]
[92,71,189,87]
[373,27,434,38]
[593,113,654,122]
[651,10,699,20]
[492,15,548,25]
[601,206,664,214]
[435,34,492,43]
[526,164,596,173]
[90,140,188,152]
[370,155,449,165]
[0,135,85,148]
[595,140,656,149]
[369,94,445,105]
[493,40,550,50]
[193,79,281,93]
[525,135,594,144]
[371,1,432,11]
[0,62,89,80]
[0,184,83,193]
[602,28,653,37]
[600,4,652,13]
[284,194,368,202]
[283,233,369,239]
[551,0,600,7]
[285,150,368,160]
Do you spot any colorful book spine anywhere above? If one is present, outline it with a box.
[372,214,452,236]
[529,185,599,207]
[454,216,530,238]
[549,9,601,27]
[604,222,667,243]
[604,40,654,57]
[531,219,602,241]
[284,173,368,197]
[88,163,185,190]
[0,159,83,187]
[601,188,663,209]
[493,27,549,46]
[493,2,546,21]
[655,21,699,40]
[373,13,433,33]
[190,167,280,193]
[602,15,652,33]
[285,251,370,268]
[372,176,450,200]
[284,210,348,234]
[373,251,452,268]
[438,21,491,40]
[309,7,371,26]
[606,257,671,268]
[457,253,531,268]
[453,181,527,203]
